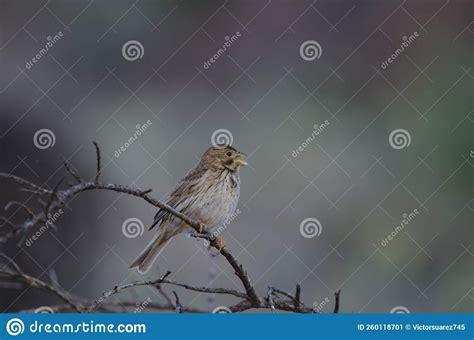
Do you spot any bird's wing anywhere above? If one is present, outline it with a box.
[149,166,207,230]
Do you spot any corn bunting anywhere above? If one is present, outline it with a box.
[130,144,247,273]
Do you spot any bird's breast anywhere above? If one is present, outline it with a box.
[190,171,240,229]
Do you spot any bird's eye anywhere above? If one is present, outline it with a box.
[226,151,232,157]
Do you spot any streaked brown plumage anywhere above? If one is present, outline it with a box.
[130,144,247,273]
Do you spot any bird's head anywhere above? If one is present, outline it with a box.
[201,145,247,172]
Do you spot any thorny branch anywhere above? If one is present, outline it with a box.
[0,142,341,313]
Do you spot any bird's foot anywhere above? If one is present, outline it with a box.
[214,237,226,253]
[197,221,207,234]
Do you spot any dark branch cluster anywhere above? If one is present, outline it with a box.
[0,142,341,313]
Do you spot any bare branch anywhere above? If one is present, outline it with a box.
[173,291,183,313]
[18,301,206,314]
[88,273,247,312]
[63,161,82,183]
[45,178,64,215]
[0,173,52,194]
[4,201,34,218]
[0,253,24,274]
[153,271,173,306]
[154,286,173,306]
[295,284,301,309]
[333,289,341,313]
[272,287,298,305]
[93,141,101,184]
[159,271,172,281]
[0,142,341,314]
[267,287,276,312]
[0,253,81,312]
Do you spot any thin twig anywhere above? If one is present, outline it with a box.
[173,291,183,313]
[153,271,173,305]
[45,178,63,215]
[0,253,81,312]
[272,287,298,305]
[93,141,101,184]
[4,201,34,218]
[18,301,206,313]
[88,275,247,312]
[267,287,275,312]
[63,161,82,183]
[0,173,52,194]
[295,284,301,309]
[333,289,341,313]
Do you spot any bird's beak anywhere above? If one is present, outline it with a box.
[235,152,248,167]
[235,159,248,167]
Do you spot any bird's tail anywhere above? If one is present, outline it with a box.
[129,228,174,273]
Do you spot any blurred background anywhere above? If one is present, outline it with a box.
[0,0,472,313]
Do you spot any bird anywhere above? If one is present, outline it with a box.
[129,144,247,273]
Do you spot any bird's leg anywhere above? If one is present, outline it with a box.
[214,237,226,253]
[197,221,207,234]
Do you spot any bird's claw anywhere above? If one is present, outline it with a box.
[215,237,226,253]
[205,237,225,254]
[197,221,206,234]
